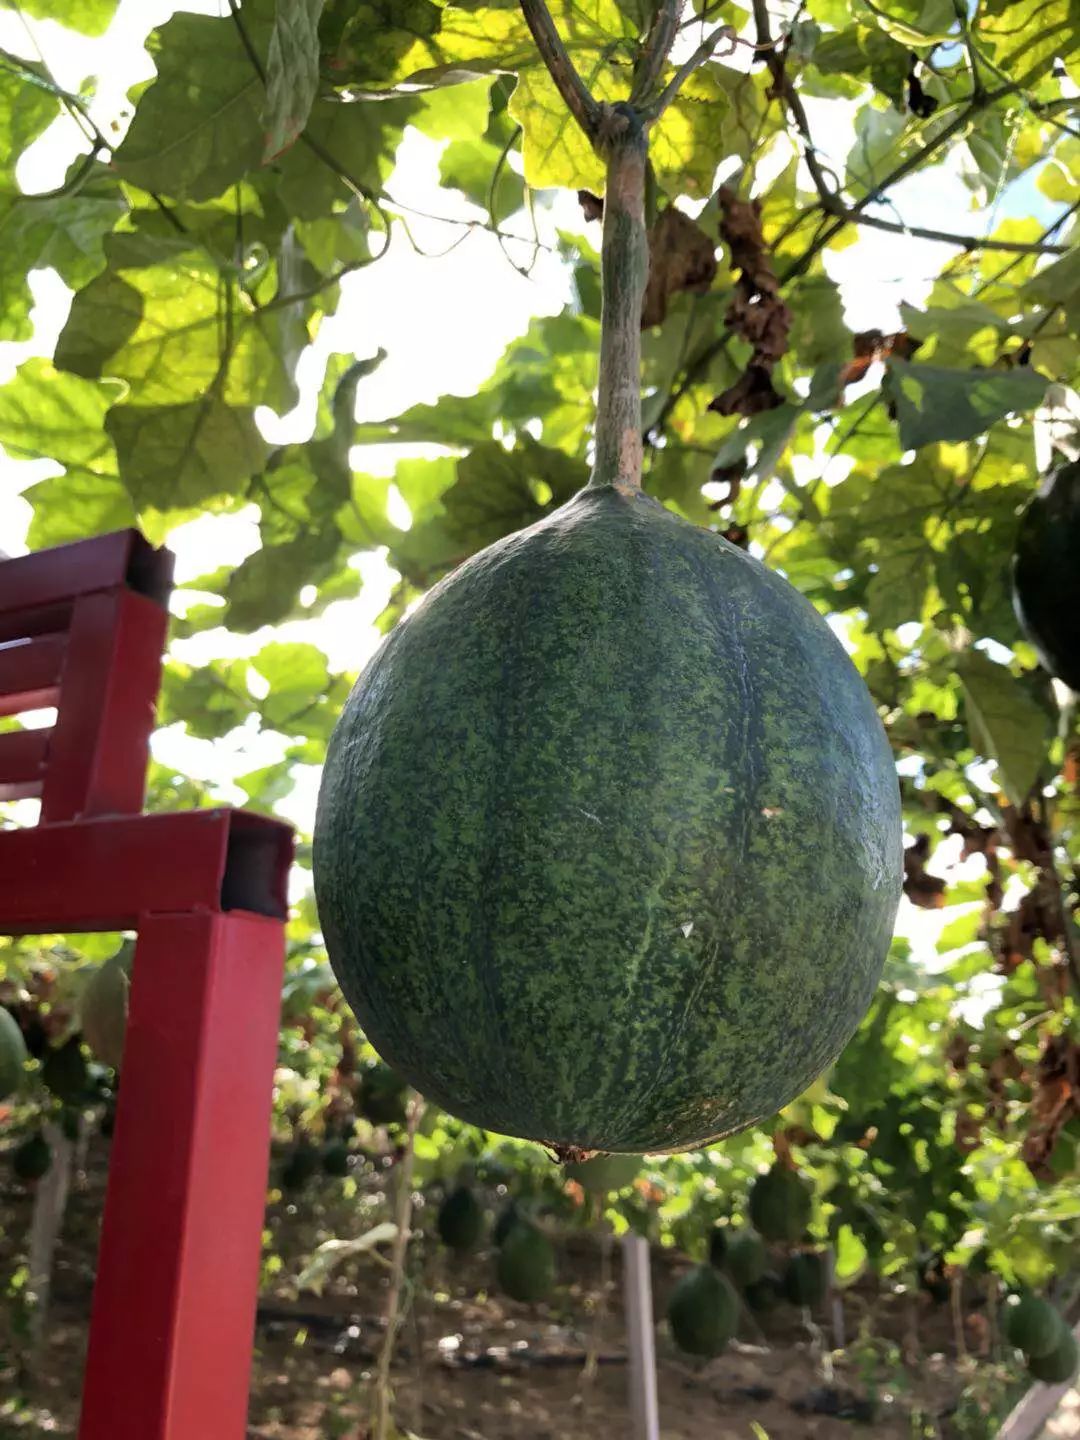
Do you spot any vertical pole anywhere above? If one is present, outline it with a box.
[825,1246,845,1350]
[79,910,284,1440]
[622,1232,660,1440]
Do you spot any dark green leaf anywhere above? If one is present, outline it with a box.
[955,650,1053,806]
[112,8,272,200]
[263,0,326,160]
[3,0,119,35]
[106,398,269,508]
[887,360,1048,450]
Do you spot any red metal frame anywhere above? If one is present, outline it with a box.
[0,531,294,1440]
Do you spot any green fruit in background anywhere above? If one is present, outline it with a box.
[1005,1295,1065,1360]
[314,484,902,1153]
[749,1167,812,1243]
[321,1141,350,1178]
[564,1152,641,1193]
[13,1133,52,1182]
[668,1266,739,1357]
[784,1251,826,1308]
[438,1185,484,1251]
[356,1063,408,1127]
[726,1231,767,1287]
[1027,1325,1078,1384]
[41,1038,89,1106]
[744,1273,784,1313]
[281,1144,319,1192]
[1012,460,1080,690]
[0,1006,28,1101]
[493,1200,520,1247]
[497,1220,555,1303]
[81,943,133,1071]
[707,1224,727,1269]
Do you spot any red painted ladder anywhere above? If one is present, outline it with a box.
[0,530,294,1440]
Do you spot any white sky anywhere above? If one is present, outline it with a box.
[0,1,1029,1008]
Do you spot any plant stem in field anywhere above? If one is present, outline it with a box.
[372,1096,423,1440]
[591,106,649,491]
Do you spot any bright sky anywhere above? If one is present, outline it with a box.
[0,1,1026,1006]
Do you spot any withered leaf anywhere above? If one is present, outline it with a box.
[642,206,718,329]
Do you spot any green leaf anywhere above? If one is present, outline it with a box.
[276,93,414,219]
[442,438,586,548]
[866,547,933,631]
[161,659,253,739]
[976,0,1080,85]
[112,8,272,200]
[886,360,1048,450]
[510,65,612,190]
[439,135,524,218]
[414,78,494,141]
[846,103,905,197]
[55,235,297,412]
[2,0,119,35]
[711,404,802,486]
[224,528,342,631]
[263,0,326,160]
[252,642,331,728]
[0,53,59,196]
[106,398,269,508]
[0,358,122,469]
[955,650,1053,806]
[857,0,958,47]
[833,1223,868,1284]
[0,163,126,342]
[25,470,135,549]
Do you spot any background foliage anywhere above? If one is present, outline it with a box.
[1,0,1080,1397]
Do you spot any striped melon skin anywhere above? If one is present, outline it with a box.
[314,483,902,1153]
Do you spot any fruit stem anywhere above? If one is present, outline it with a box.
[590,103,649,493]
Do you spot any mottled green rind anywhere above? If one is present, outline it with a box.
[1027,1325,1078,1384]
[315,484,902,1152]
[784,1251,826,1308]
[438,1185,485,1251]
[1006,1295,1064,1360]
[41,1039,89,1107]
[13,1133,51,1183]
[321,1142,350,1177]
[1013,460,1080,690]
[497,1221,555,1303]
[0,1007,28,1101]
[749,1168,812,1245]
[281,1145,319,1191]
[356,1063,408,1127]
[726,1231,768,1287]
[668,1266,738,1357]
[744,1272,783,1313]
[493,1200,519,1247]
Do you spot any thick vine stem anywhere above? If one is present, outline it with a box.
[629,0,685,106]
[371,1095,423,1440]
[590,104,650,492]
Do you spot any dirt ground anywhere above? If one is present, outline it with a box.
[0,1142,1032,1440]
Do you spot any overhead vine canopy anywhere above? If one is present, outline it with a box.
[1,0,1079,1282]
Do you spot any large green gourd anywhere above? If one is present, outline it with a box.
[313,105,901,1157]
[314,485,901,1153]
[1012,459,1080,690]
[0,1007,28,1101]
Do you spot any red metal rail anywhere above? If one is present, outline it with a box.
[0,530,294,1440]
